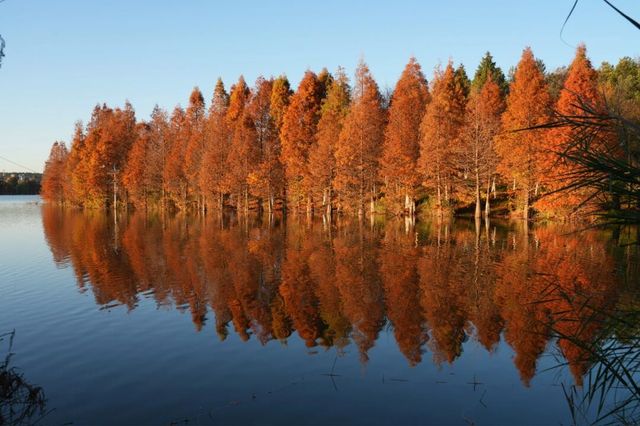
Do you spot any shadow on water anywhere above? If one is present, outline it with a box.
[39,206,640,424]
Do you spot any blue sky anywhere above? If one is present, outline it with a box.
[0,0,638,172]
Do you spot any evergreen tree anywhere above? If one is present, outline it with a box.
[471,52,508,95]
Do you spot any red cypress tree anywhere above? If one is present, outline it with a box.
[64,121,87,205]
[280,71,324,213]
[183,87,206,211]
[163,106,187,209]
[418,62,467,212]
[200,78,230,212]
[123,113,167,209]
[122,123,150,206]
[537,44,604,217]
[380,57,430,215]
[224,76,251,212]
[267,75,292,212]
[496,47,552,220]
[246,77,279,213]
[41,141,69,203]
[334,60,385,217]
[307,67,350,217]
[460,73,504,218]
[86,102,137,208]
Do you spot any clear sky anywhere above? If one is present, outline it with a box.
[0,0,638,173]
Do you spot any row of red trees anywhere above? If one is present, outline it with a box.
[41,45,613,218]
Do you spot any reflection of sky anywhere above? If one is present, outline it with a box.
[0,196,48,282]
[0,198,593,425]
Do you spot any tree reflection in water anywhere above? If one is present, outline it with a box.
[41,206,640,421]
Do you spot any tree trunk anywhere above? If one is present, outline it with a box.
[523,187,529,221]
[244,187,249,216]
[491,176,496,199]
[370,194,375,218]
[484,180,491,218]
[474,171,481,219]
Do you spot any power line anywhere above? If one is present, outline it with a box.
[0,155,39,173]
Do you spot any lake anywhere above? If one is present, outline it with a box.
[1,195,638,425]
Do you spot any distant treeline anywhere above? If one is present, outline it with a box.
[40,46,640,220]
[0,172,41,195]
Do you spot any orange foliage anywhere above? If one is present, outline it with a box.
[460,74,504,217]
[307,67,350,216]
[334,60,386,216]
[200,78,230,212]
[41,141,69,203]
[537,45,605,217]
[380,57,430,215]
[45,46,624,218]
[280,71,324,212]
[495,48,552,220]
[419,62,467,209]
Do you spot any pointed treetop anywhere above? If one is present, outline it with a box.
[472,51,508,95]
[227,76,250,122]
[391,56,429,108]
[270,74,292,130]
[170,105,186,128]
[403,56,427,83]
[317,67,333,100]
[429,61,467,114]
[557,43,601,115]
[211,78,229,115]
[321,66,351,116]
[501,46,551,131]
[186,87,205,122]
[353,59,380,101]
[454,64,471,99]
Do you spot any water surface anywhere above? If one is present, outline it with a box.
[1,196,638,425]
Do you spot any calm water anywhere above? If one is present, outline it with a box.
[1,195,638,425]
